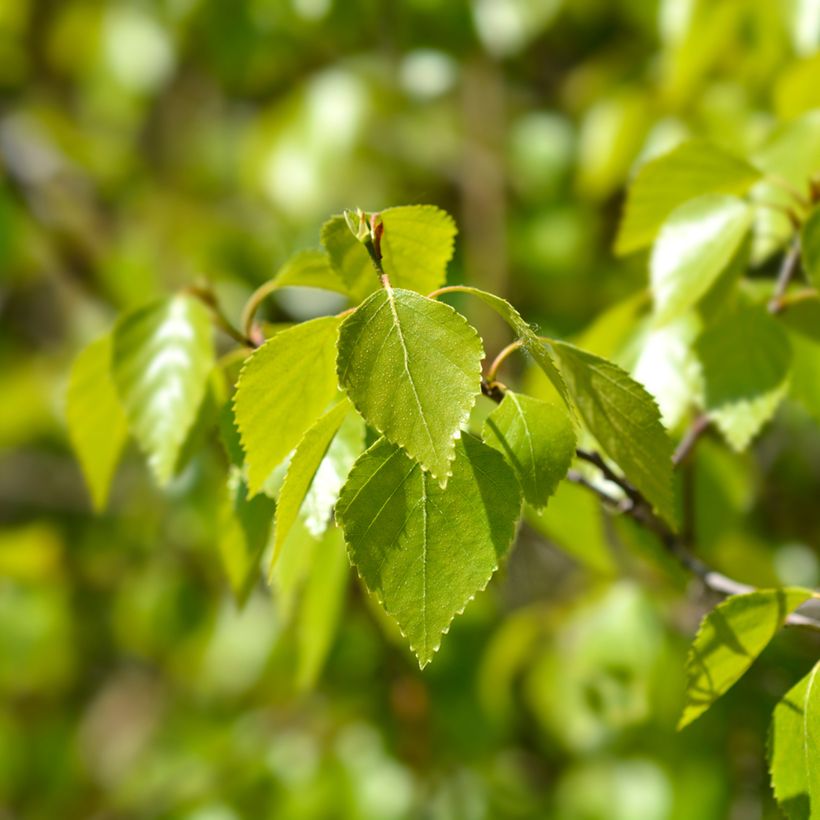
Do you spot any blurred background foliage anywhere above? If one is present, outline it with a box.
[1,0,820,817]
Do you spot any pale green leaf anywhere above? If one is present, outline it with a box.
[801,207,820,289]
[650,194,752,325]
[66,334,129,510]
[437,285,572,411]
[679,587,814,729]
[695,306,792,451]
[322,205,457,302]
[294,525,349,690]
[112,295,214,484]
[337,287,482,482]
[336,434,521,667]
[769,661,820,820]
[218,468,275,606]
[483,391,575,509]
[550,341,677,525]
[234,316,341,494]
[616,140,761,255]
[790,331,820,425]
[272,249,347,293]
[271,399,351,568]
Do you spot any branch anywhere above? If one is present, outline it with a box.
[768,236,802,314]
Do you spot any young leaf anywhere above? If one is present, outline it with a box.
[337,287,482,482]
[218,468,276,606]
[616,139,761,255]
[66,334,129,510]
[801,207,820,289]
[650,194,752,325]
[435,286,572,411]
[679,587,814,729]
[322,205,457,302]
[336,434,522,667]
[769,661,820,820]
[695,306,792,451]
[270,249,347,294]
[112,295,214,484]
[482,391,575,509]
[550,341,677,525]
[234,316,341,494]
[271,399,351,568]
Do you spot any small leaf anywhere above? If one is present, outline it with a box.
[112,295,214,484]
[66,334,129,510]
[482,391,575,509]
[801,207,820,289]
[650,194,752,325]
[234,316,341,494]
[271,399,351,568]
[269,249,347,294]
[616,139,761,255]
[322,205,457,302]
[218,468,276,606]
[336,434,521,667]
[695,306,792,451]
[437,286,572,411]
[679,587,814,729]
[294,525,349,690]
[337,287,482,482]
[769,661,820,820]
[550,341,677,525]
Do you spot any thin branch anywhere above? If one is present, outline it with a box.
[187,285,255,348]
[769,236,802,314]
[672,414,711,467]
[487,340,523,382]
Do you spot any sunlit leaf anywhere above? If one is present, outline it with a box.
[800,207,820,289]
[336,435,521,667]
[270,249,347,293]
[679,587,814,729]
[769,661,820,820]
[337,287,482,482]
[112,295,214,484]
[616,140,760,255]
[483,391,575,509]
[234,316,341,494]
[66,334,129,510]
[650,194,752,325]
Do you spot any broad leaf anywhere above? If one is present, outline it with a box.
[790,331,820,425]
[270,249,347,293]
[112,295,214,484]
[616,140,761,255]
[781,296,820,345]
[218,468,276,606]
[483,391,575,509]
[801,207,820,289]
[234,316,341,494]
[322,205,457,302]
[437,285,572,411]
[679,587,814,729]
[695,306,792,451]
[769,662,820,820]
[550,341,677,525]
[650,194,752,325]
[271,399,351,568]
[337,287,482,482]
[336,435,521,667]
[66,334,129,510]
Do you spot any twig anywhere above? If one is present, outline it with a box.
[672,414,711,466]
[769,236,802,314]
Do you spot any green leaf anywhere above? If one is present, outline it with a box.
[679,587,814,729]
[550,341,677,525]
[337,287,482,482]
[218,468,276,606]
[769,661,820,820]
[294,525,349,690]
[801,207,820,289]
[789,331,820,425]
[322,205,457,303]
[66,334,129,510]
[437,286,572,411]
[616,140,761,255]
[695,306,792,451]
[271,399,351,568]
[650,194,752,325]
[482,391,575,509]
[112,295,214,484]
[234,315,341,494]
[781,296,820,344]
[336,434,521,667]
[267,249,347,294]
